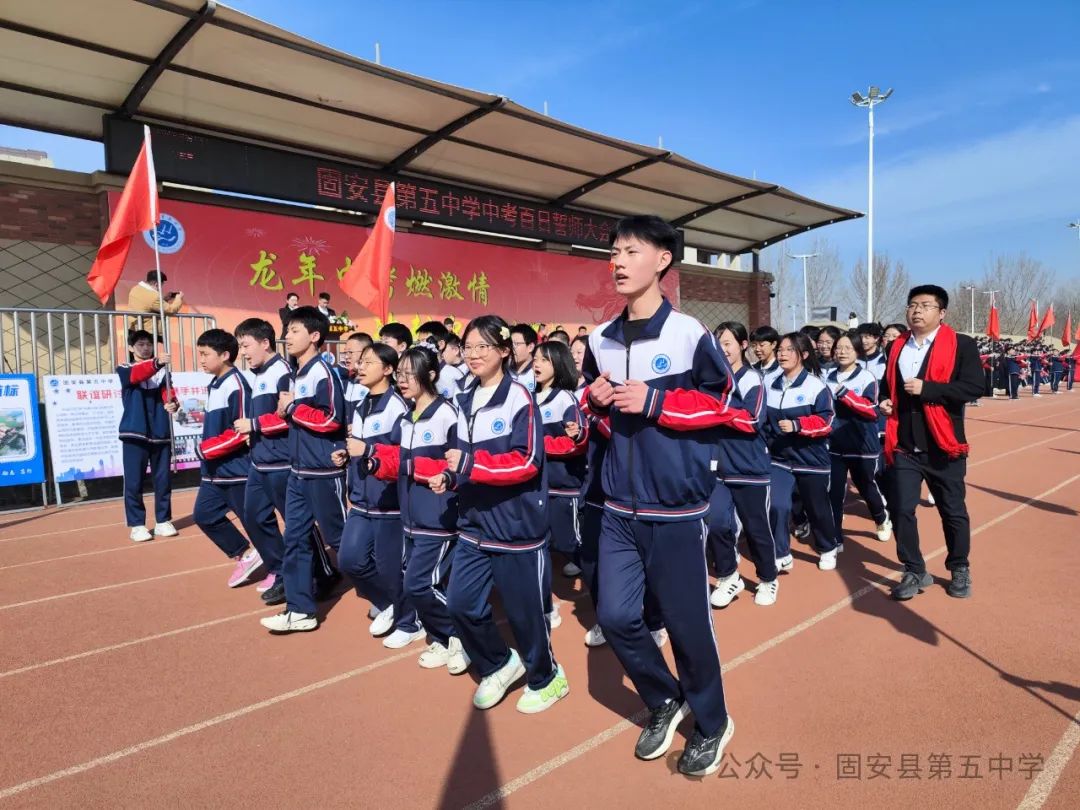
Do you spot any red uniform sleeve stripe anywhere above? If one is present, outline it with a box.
[544,435,586,457]
[291,403,342,433]
[658,389,731,430]
[797,415,832,437]
[257,413,289,434]
[413,456,449,482]
[129,360,158,384]
[470,450,538,485]
[199,430,245,459]
[840,392,878,419]
[371,444,400,481]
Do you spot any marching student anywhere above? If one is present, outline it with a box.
[509,323,538,393]
[1050,351,1065,394]
[1005,349,1023,400]
[341,331,374,422]
[379,322,413,356]
[1028,348,1045,397]
[533,340,590,629]
[395,345,468,671]
[825,331,892,548]
[436,333,469,399]
[750,325,781,382]
[434,314,569,714]
[581,215,734,777]
[333,343,422,649]
[1066,349,1077,391]
[192,329,264,588]
[707,322,781,608]
[883,323,906,350]
[763,332,839,572]
[117,329,179,542]
[233,318,338,607]
[856,323,887,381]
[260,307,349,634]
[816,325,841,376]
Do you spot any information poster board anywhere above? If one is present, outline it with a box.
[0,374,47,487]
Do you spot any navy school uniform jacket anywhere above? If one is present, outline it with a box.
[762,368,834,474]
[510,362,536,396]
[863,351,887,382]
[437,362,468,400]
[1051,355,1065,374]
[399,398,459,535]
[581,297,735,522]
[348,388,408,518]
[344,376,370,425]
[713,365,771,486]
[577,381,610,507]
[117,358,173,443]
[447,373,548,551]
[536,387,589,497]
[246,354,292,473]
[283,355,347,478]
[825,364,881,458]
[195,367,251,484]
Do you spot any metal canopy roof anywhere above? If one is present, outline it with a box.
[0,0,861,255]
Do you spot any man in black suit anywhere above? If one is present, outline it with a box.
[317,292,336,319]
[879,285,984,601]
[278,293,299,339]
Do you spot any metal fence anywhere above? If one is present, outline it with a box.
[679,299,750,333]
[0,307,217,387]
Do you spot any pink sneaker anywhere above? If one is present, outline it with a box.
[255,572,277,593]
[228,549,263,588]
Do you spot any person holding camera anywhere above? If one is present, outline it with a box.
[126,270,184,336]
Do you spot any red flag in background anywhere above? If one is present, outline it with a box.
[86,126,158,304]
[1037,303,1055,338]
[987,305,1000,341]
[1026,301,1039,340]
[1062,312,1073,348]
[340,183,395,324]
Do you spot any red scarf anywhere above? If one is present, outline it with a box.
[884,323,969,464]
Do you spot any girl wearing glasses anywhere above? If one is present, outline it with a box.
[825,331,892,549]
[432,315,569,714]
[763,332,839,571]
[532,340,589,630]
[333,343,421,649]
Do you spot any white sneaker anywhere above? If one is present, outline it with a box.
[755,579,779,606]
[260,611,317,633]
[651,628,668,649]
[562,561,582,577]
[776,554,794,572]
[548,603,563,629]
[369,606,395,636]
[584,624,607,647]
[418,641,450,669]
[447,636,471,675]
[473,649,525,709]
[129,526,152,543]
[818,548,839,571]
[876,519,893,542]
[383,626,425,649]
[710,572,745,608]
[367,605,382,620]
[836,541,844,553]
[153,521,177,537]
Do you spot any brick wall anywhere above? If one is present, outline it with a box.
[0,182,104,246]
[677,265,773,330]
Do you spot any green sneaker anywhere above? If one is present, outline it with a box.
[516,664,570,714]
[472,649,525,710]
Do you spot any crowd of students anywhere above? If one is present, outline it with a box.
[115,214,1036,778]
[983,337,1077,400]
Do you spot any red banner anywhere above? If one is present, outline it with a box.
[112,195,679,335]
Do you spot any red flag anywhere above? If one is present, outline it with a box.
[340,183,395,324]
[1037,303,1055,338]
[86,127,158,304]
[1026,301,1039,340]
[986,305,1000,341]
[1062,312,1073,348]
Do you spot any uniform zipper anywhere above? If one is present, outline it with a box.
[625,339,637,516]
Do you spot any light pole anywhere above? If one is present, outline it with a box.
[963,285,976,334]
[788,304,797,332]
[790,251,819,325]
[850,85,894,323]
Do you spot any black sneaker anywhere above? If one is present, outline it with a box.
[891,570,934,600]
[634,699,689,761]
[677,716,735,777]
[314,571,343,602]
[260,579,286,606]
[947,566,972,598]
[793,522,811,540]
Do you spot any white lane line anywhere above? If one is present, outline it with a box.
[0,647,419,801]
[0,521,127,544]
[1016,709,1080,809]
[0,536,191,571]
[0,608,275,679]
[461,473,1080,810]
[0,564,231,611]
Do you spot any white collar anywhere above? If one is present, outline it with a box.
[906,326,941,349]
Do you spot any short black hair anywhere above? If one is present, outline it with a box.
[363,341,400,374]
[781,332,821,377]
[144,270,167,284]
[856,322,884,339]
[510,323,538,347]
[714,321,748,344]
[346,331,373,347]
[197,328,238,364]
[284,306,330,347]
[818,325,842,342]
[577,325,588,333]
[548,329,570,344]
[611,215,679,278]
[417,320,449,339]
[318,292,331,302]
[235,318,276,347]
[442,317,455,326]
[750,326,780,344]
[885,322,907,335]
[379,322,413,347]
[571,334,589,351]
[463,314,513,371]
[836,329,865,358]
[286,292,299,301]
[128,329,154,346]
[908,284,949,309]
[443,333,462,349]
[535,341,580,392]
[399,345,440,398]
[799,324,822,342]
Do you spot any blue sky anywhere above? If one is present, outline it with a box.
[4,0,1079,286]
